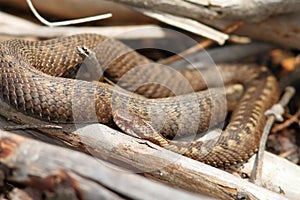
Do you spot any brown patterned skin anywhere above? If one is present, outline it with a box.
[0,34,279,167]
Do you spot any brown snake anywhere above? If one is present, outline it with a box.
[0,34,279,167]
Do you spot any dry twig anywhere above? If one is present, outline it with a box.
[159,21,244,65]
[0,130,209,200]
[0,98,287,200]
[272,109,300,132]
[26,0,112,27]
[251,87,296,185]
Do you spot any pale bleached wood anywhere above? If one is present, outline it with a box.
[111,0,300,22]
[0,10,228,45]
[0,98,287,200]
[0,0,151,24]
[2,0,299,23]
[1,3,300,49]
[0,11,168,40]
[0,6,293,199]
[242,152,300,200]
[0,130,214,200]
[2,0,228,43]
[135,8,228,44]
[112,0,300,50]
[200,13,300,51]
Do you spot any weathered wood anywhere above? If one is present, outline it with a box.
[0,98,287,200]
[111,0,300,22]
[2,1,300,49]
[4,0,300,23]
[242,152,300,200]
[113,1,300,50]
[0,3,296,198]
[0,0,151,25]
[200,13,300,51]
[0,11,168,40]
[0,130,213,200]
[134,8,228,44]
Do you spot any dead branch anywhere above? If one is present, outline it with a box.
[0,1,298,199]
[2,1,300,49]
[0,0,151,24]
[200,13,300,51]
[114,1,300,50]
[4,0,300,22]
[110,0,300,22]
[0,99,288,200]
[0,130,209,200]
[243,152,300,200]
[0,11,167,40]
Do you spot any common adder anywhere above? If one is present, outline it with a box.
[0,34,279,167]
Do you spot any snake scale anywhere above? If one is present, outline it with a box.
[0,34,279,167]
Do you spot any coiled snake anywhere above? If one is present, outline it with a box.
[0,34,279,167]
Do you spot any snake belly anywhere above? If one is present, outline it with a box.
[0,34,279,167]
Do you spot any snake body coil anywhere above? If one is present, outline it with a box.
[0,34,279,167]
